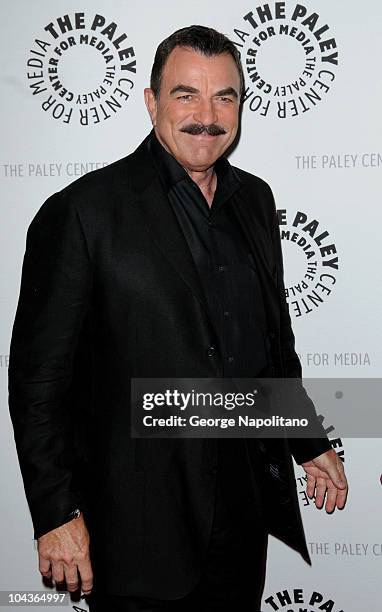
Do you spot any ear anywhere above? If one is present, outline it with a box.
[144,88,158,126]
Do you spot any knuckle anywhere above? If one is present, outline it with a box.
[52,575,64,583]
[66,581,79,588]
[82,581,93,590]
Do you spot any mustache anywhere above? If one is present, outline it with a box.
[180,123,227,136]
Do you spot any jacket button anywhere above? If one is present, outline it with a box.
[206,345,217,357]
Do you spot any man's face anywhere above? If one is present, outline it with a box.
[144,46,241,172]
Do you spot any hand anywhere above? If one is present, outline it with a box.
[301,448,348,512]
[37,513,93,595]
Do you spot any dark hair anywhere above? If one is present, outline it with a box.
[150,25,244,99]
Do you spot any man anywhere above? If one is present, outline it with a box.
[8,25,348,612]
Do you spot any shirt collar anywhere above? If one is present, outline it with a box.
[146,129,241,199]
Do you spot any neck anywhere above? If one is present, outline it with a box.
[186,166,217,208]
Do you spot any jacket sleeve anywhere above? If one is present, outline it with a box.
[8,190,93,538]
[267,184,332,464]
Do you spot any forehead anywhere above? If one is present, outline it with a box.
[161,46,240,90]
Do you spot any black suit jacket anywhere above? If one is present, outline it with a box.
[8,134,331,598]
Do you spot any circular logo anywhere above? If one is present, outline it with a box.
[278,209,339,317]
[26,12,136,126]
[264,588,343,610]
[232,2,339,118]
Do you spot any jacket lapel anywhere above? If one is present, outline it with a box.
[230,189,280,327]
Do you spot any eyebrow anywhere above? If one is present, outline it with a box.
[169,84,239,99]
[170,84,199,95]
[214,87,239,99]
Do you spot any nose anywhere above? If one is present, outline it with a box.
[193,97,218,126]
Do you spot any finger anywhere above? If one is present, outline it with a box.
[336,484,348,509]
[63,564,79,592]
[325,483,338,513]
[77,558,94,594]
[51,561,65,584]
[315,477,327,508]
[306,474,316,499]
[39,556,52,579]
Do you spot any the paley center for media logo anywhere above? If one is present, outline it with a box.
[264,587,344,611]
[232,2,339,118]
[277,208,339,317]
[26,12,136,126]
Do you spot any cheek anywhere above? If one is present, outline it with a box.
[159,106,192,131]
[222,109,239,128]
[217,103,239,121]
[172,107,195,126]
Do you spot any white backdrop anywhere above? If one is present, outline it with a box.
[1,1,381,610]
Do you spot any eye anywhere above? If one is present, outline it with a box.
[218,96,234,103]
[177,94,194,101]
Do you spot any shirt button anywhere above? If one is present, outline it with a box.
[206,345,217,358]
[228,356,234,363]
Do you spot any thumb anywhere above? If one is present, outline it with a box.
[39,555,52,579]
[325,460,346,488]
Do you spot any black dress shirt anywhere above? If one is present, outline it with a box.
[147,130,269,378]
[147,131,268,533]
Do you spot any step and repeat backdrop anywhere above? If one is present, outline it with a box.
[1,1,381,611]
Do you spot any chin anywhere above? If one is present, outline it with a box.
[190,147,219,162]
[186,154,216,170]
